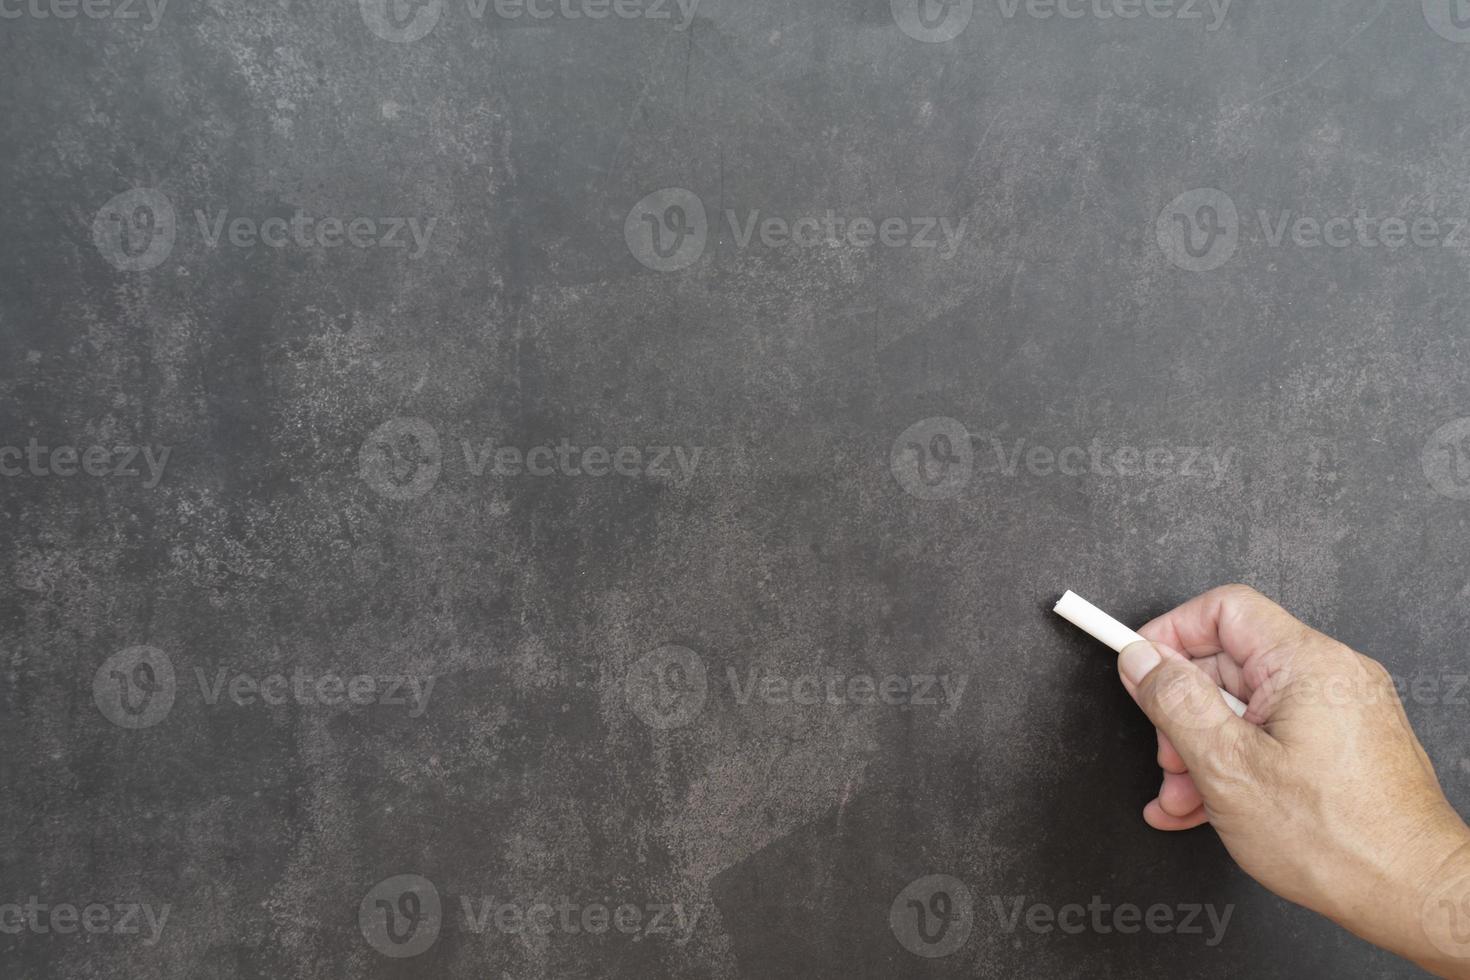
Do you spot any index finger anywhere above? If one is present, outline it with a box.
[1136,584,1313,671]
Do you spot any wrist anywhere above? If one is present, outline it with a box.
[1332,804,1470,977]
[1408,815,1470,978]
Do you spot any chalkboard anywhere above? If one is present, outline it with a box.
[3,0,1469,977]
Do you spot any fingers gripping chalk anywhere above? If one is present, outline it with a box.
[1054,591,1249,718]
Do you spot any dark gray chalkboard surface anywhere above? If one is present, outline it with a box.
[4,0,1470,976]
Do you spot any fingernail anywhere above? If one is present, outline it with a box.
[1120,641,1162,686]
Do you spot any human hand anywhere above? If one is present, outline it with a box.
[1116,584,1470,977]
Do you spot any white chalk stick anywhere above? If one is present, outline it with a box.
[1054,590,1249,718]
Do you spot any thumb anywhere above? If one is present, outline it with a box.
[1119,640,1258,775]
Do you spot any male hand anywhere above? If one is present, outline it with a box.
[1117,585,1470,977]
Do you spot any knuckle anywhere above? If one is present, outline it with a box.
[1355,655,1400,703]
[1215,583,1265,603]
[1359,655,1392,684]
[1292,643,1340,674]
[1286,650,1396,709]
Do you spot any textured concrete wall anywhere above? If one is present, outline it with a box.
[3,0,1470,976]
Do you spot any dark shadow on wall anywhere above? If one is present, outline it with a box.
[709,612,1405,978]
